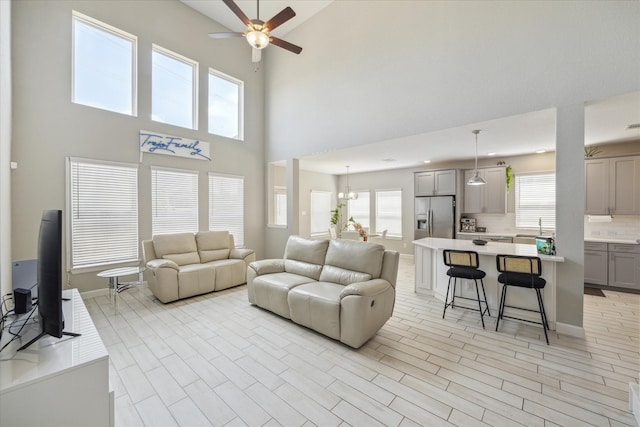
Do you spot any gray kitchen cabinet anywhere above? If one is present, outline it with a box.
[585,156,640,215]
[584,241,608,286]
[608,243,640,289]
[415,169,456,196]
[463,166,507,214]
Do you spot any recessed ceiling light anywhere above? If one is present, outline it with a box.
[536,149,546,154]
[487,152,496,156]
[423,160,431,164]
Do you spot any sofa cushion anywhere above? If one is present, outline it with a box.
[283,236,329,280]
[177,264,215,299]
[204,259,246,291]
[325,239,385,278]
[252,272,316,319]
[196,231,231,263]
[319,265,372,286]
[288,282,343,340]
[153,233,200,266]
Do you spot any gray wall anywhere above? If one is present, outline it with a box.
[265,1,640,330]
[0,0,11,300]
[10,0,266,292]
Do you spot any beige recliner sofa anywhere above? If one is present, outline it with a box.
[247,235,399,348]
[142,231,255,303]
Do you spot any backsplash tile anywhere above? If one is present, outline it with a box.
[584,215,640,240]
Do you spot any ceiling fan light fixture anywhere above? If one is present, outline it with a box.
[246,30,269,49]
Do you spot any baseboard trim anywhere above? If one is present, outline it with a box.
[555,322,585,338]
[399,253,414,261]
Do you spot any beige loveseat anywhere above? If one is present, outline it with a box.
[142,231,255,303]
[247,235,399,348]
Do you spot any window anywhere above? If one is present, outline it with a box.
[72,11,136,115]
[209,69,244,140]
[515,173,556,229]
[274,187,287,226]
[152,45,198,129]
[375,189,402,237]
[310,191,332,236]
[67,158,138,270]
[348,191,370,229]
[151,167,198,235]
[209,173,244,247]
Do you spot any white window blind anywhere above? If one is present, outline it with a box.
[209,173,244,247]
[375,189,402,237]
[348,191,370,229]
[310,191,332,235]
[515,173,556,229]
[274,186,287,226]
[151,167,198,235]
[67,157,138,270]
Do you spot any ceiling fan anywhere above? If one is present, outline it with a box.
[208,0,303,63]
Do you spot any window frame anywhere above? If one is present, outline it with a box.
[71,11,138,116]
[208,173,245,247]
[152,44,199,130]
[151,166,199,236]
[208,68,244,141]
[66,157,139,273]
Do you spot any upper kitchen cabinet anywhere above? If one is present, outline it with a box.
[463,166,507,214]
[585,156,640,215]
[415,169,456,196]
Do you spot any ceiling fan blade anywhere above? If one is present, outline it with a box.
[208,32,244,39]
[263,7,296,32]
[270,37,303,55]
[222,0,251,27]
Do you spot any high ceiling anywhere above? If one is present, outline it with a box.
[182,1,640,174]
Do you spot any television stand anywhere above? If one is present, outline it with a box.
[16,329,81,351]
[1,289,113,426]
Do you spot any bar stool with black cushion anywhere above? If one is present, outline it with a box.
[495,254,549,344]
[442,250,491,328]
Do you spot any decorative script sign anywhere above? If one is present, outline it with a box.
[139,130,211,161]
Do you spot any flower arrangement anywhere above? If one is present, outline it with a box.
[353,222,367,237]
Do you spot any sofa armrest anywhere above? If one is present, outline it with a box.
[248,259,285,276]
[147,259,180,271]
[340,279,392,299]
[230,248,255,261]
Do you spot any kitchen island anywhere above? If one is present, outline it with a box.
[414,237,565,329]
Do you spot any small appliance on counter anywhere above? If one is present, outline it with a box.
[460,218,476,232]
[536,236,556,255]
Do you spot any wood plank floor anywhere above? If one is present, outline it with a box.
[84,256,640,427]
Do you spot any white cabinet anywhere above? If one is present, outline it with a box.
[608,244,640,289]
[0,289,113,427]
[585,156,640,215]
[415,169,456,196]
[584,241,608,286]
[463,167,507,214]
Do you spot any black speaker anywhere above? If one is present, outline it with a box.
[14,288,32,315]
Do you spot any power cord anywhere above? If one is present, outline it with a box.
[0,301,38,353]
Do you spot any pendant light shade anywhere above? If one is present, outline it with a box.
[467,130,486,186]
[338,166,358,200]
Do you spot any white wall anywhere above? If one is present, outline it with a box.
[10,0,266,292]
[264,1,640,330]
[0,0,11,301]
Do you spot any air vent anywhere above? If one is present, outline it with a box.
[626,123,640,130]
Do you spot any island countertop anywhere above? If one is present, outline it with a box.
[413,237,565,262]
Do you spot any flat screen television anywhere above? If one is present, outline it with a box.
[18,210,79,351]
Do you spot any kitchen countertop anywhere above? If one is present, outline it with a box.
[415,237,565,262]
[584,237,640,245]
[457,231,518,237]
[459,232,639,245]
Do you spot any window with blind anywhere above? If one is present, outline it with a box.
[515,173,556,229]
[151,167,199,235]
[375,189,402,237]
[209,173,244,247]
[273,186,287,226]
[152,45,198,129]
[67,157,138,270]
[348,191,370,229]
[310,191,332,236]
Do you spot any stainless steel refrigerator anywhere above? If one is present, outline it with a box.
[414,196,455,239]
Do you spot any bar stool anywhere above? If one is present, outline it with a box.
[442,250,490,328]
[495,254,549,344]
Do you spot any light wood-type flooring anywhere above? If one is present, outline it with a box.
[84,256,640,426]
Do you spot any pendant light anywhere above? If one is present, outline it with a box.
[338,166,358,200]
[467,129,486,186]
